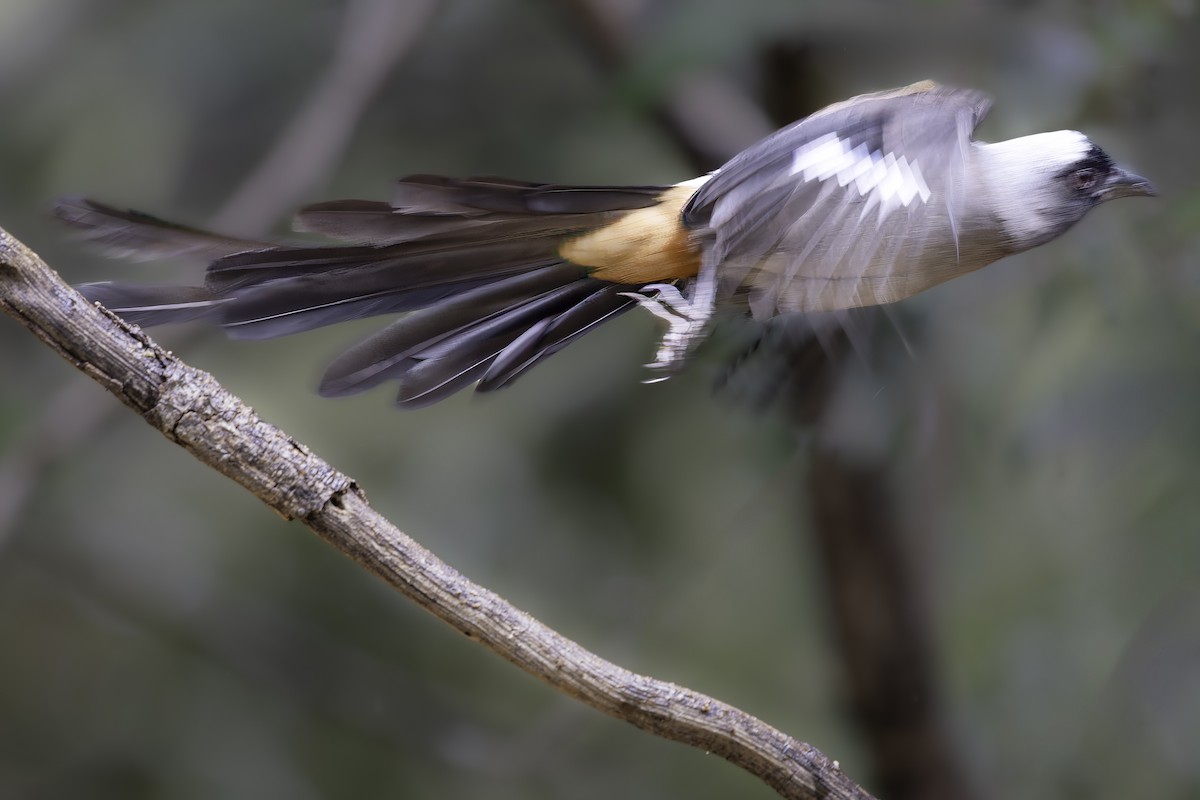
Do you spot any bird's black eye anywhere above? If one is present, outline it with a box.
[1070,168,1100,192]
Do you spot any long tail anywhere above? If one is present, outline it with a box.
[56,176,675,407]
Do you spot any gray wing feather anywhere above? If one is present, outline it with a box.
[683,82,992,317]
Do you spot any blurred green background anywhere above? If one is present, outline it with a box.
[1,1,1198,798]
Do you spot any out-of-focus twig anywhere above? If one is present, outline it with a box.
[807,443,975,800]
[0,226,877,800]
[759,47,979,800]
[213,0,438,235]
[556,0,774,168]
[0,0,435,547]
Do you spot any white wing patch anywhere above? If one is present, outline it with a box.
[789,133,932,222]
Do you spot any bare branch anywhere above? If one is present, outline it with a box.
[0,227,876,800]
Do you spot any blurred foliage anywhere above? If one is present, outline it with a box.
[1,1,1198,798]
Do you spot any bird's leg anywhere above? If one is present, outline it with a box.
[620,256,718,380]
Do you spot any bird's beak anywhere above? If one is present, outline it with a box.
[1098,166,1157,201]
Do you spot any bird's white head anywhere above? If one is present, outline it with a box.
[977,130,1155,251]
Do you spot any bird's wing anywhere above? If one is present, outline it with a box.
[682,81,992,317]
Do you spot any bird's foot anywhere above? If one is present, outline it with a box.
[620,281,713,380]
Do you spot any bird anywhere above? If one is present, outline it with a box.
[56,80,1154,408]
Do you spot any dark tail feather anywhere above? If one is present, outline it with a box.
[391,281,604,408]
[54,197,271,261]
[58,176,674,404]
[293,175,664,245]
[477,283,635,392]
[206,240,557,289]
[386,174,664,216]
[319,265,590,397]
[390,282,638,407]
[76,282,224,327]
[211,251,574,340]
[219,276,504,340]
